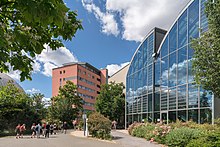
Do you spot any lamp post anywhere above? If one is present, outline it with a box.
[82,110,87,136]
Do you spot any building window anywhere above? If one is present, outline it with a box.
[63,70,65,74]
[78,69,81,73]
[63,78,66,81]
[83,71,86,75]
[60,71,62,74]
[92,76,94,79]
[59,78,62,86]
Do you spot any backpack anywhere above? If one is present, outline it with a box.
[35,126,39,131]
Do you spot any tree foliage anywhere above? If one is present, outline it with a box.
[0,81,42,133]
[0,0,83,81]
[191,0,220,98]
[95,82,125,126]
[48,81,83,123]
[31,93,47,121]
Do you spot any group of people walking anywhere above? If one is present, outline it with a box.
[15,124,26,139]
[15,122,68,139]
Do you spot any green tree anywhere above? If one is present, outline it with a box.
[95,82,125,127]
[31,93,47,121]
[0,81,37,133]
[48,81,83,123]
[0,0,83,81]
[191,0,220,98]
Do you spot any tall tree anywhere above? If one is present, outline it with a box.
[31,93,47,121]
[0,0,83,81]
[95,82,125,126]
[191,0,220,98]
[0,81,37,132]
[49,81,83,123]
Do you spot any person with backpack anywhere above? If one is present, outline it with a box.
[19,124,26,138]
[45,122,50,138]
[31,123,36,138]
[63,122,67,134]
[35,123,41,138]
[15,124,21,139]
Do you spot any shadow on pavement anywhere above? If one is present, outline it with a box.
[112,136,123,140]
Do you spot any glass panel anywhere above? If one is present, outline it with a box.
[169,23,177,53]
[178,11,187,48]
[133,114,138,122]
[169,52,177,87]
[142,113,148,122]
[200,108,212,124]
[133,55,138,72]
[154,113,160,123]
[200,89,212,108]
[138,45,143,70]
[155,59,161,87]
[133,72,138,97]
[200,0,208,33]
[133,97,137,113]
[169,87,177,110]
[142,95,148,113]
[168,111,176,123]
[137,70,143,96]
[161,38,168,58]
[178,85,186,109]
[178,110,186,122]
[148,34,154,63]
[127,115,132,125]
[188,84,198,108]
[154,91,160,111]
[143,39,148,67]
[148,113,153,123]
[148,93,152,112]
[161,113,168,124]
[188,109,198,123]
[188,0,199,41]
[161,56,168,87]
[178,47,187,85]
[161,87,168,110]
[188,44,194,60]
[148,64,153,92]
[137,96,142,113]
[142,68,147,95]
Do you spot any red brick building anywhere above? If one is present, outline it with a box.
[52,62,108,111]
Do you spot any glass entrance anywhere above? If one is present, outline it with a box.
[161,111,168,124]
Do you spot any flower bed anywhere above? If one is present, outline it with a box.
[128,120,220,146]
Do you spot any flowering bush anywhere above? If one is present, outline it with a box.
[87,112,112,140]
[165,127,203,147]
[128,120,220,145]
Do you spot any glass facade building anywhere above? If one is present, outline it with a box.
[126,0,216,126]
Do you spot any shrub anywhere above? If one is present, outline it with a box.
[165,127,203,147]
[87,112,112,140]
[132,123,154,138]
[128,122,140,135]
[187,131,220,147]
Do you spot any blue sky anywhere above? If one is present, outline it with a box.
[9,0,191,98]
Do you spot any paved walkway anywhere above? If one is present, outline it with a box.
[0,130,161,147]
[0,131,120,147]
[72,130,161,147]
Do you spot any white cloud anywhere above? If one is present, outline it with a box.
[5,45,78,79]
[82,0,191,42]
[42,62,57,77]
[26,88,41,94]
[82,0,119,36]
[106,62,129,76]
[7,70,21,81]
[35,45,78,77]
